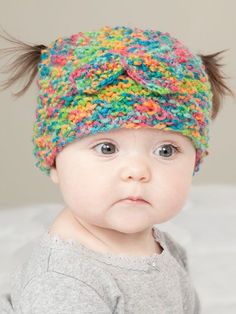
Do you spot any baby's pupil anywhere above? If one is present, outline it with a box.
[101,143,115,154]
[160,145,173,157]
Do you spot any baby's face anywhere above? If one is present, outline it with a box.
[50,128,196,234]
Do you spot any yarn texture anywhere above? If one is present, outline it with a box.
[33,25,213,175]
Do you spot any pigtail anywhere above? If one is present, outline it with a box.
[198,50,235,120]
[0,26,47,97]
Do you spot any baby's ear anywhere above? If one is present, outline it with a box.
[50,167,59,184]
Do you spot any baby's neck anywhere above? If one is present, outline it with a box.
[48,207,163,256]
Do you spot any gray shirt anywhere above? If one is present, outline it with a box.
[0,225,201,313]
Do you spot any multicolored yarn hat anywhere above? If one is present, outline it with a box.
[34,25,213,176]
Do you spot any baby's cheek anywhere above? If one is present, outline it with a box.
[156,175,191,218]
[170,178,192,210]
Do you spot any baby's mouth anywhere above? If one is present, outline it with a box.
[119,197,149,204]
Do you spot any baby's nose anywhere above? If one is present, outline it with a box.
[120,158,151,182]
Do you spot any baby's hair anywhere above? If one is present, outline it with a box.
[0,27,47,97]
[0,27,235,120]
[197,51,235,119]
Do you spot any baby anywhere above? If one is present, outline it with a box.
[0,25,234,313]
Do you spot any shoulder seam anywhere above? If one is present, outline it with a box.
[51,269,108,304]
[21,248,52,293]
[21,269,113,312]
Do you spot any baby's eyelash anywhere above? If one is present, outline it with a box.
[155,144,183,158]
[168,144,182,153]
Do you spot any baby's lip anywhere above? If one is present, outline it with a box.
[121,196,149,204]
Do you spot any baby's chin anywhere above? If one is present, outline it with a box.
[102,205,156,234]
[105,209,184,234]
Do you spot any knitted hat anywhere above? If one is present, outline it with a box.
[33,25,213,176]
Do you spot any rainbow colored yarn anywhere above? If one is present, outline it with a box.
[33,25,213,176]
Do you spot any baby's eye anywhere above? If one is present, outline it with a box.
[154,144,180,158]
[92,142,181,158]
[93,142,118,155]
